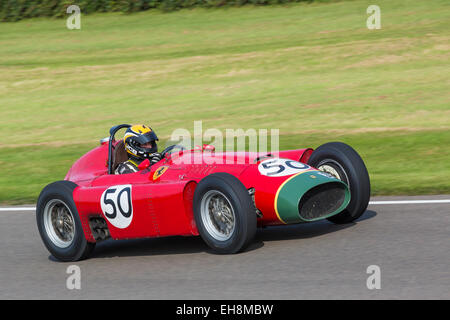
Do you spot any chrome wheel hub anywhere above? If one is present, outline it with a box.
[200,190,235,241]
[317,159,350,188]
[43,199,75,248]
[318,164,341,179]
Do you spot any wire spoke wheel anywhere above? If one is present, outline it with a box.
[43,199,76,248]
[317,159,350,187]
[37,181,96,261]
[200,190,236,241]
[194,172,256,254]
[308,142,371,224]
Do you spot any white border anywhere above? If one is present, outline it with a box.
[1,199,449,212]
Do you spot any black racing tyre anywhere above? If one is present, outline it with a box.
[308,142,371,224]
[193,172,257,254]
[36,181,95,261]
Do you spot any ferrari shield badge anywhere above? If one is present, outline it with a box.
[153,166,169,180]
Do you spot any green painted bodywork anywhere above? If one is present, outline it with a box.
[275,170,350,224]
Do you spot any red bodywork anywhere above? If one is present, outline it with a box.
[65,142,313,243]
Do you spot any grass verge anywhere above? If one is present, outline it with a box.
[0,0,449,203]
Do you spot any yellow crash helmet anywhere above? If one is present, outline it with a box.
[123,125,159,160]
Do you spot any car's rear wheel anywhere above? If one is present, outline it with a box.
[308,142,371,224]
[193,173,257,254]
[37,181,95,261]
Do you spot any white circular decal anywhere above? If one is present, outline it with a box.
[100,185,133,229]
[258,158,311,177]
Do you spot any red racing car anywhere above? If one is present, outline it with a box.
[36,124,370,261]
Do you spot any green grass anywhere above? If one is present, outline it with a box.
[0,0,449,204]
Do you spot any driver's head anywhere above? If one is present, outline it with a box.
[123,124,158,160]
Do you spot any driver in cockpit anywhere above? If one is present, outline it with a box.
[115,124,162,175]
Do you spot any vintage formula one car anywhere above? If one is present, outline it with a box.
[37,124,370,261]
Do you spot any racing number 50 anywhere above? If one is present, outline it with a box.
[103,187,132,219]
[101,185,133,229]
[261,159,309,176]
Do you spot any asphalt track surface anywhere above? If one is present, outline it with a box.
[0,195,449,300]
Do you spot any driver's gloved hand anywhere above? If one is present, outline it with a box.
[148,152,162,165]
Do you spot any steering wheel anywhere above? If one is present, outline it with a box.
[160,144,186,159]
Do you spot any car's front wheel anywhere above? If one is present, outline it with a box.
[308,142,371,224]
[193,173,257,254]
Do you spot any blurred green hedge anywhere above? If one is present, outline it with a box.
[0,0,316,21]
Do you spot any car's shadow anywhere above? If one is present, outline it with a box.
[77,210,377,260]
[254,210,377,243]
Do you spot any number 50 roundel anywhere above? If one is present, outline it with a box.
[100,185,133,229]
[258,158,311,177]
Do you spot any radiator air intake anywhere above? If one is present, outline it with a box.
[298,182,347,221]
[274,170,350,224]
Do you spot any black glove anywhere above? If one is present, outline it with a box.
[148,152,162,165]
